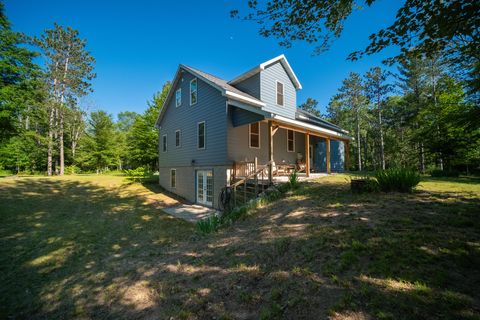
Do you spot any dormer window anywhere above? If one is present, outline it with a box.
[190,78,198,105]
[276,81,284,106]
[175,88,181,107]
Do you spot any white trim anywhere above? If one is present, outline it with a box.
[275,80,284,106]
[224,90,266,107]
[227,99,272,117]
[249,122,261,149]
[170,169,176,188]
[197,121,206,150]
[229,54,302,90]
[162,134,167,152]
[190,78,198,106]
[287,129,295,152]
[175,88,182,107]
[272,114,352,141]
[175,129,181,148]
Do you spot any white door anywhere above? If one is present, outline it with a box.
[196,170,213,206]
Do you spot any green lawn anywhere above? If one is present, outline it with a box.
[1,174,479,319]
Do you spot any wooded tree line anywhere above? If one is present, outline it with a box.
[321,57,479,173]
[0,3,170,174]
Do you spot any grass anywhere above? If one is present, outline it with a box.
[1,174,479,319]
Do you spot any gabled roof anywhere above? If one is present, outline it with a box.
[155,65,265,127]
[228,54,302,90]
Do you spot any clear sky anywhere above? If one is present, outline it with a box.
[5,0,403,117]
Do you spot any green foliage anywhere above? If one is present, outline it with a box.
[430,169,460,178]
[351,177,379,193]
[124,167,147,182]
[127,82,171,170]
[288,170,299,189]
[298,97,321,117]
[64,165,79,175]
[375,168,420,193]
[196,215,220,234]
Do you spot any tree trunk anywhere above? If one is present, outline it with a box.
[59,110,65,175]
[47,107,55,176]
[420,142,426,174]
[377,96,385,170]
[356,108,362,171]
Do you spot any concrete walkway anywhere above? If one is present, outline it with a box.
[162,204,218,223]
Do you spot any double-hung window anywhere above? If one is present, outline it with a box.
[197,121,205,149]
[175,88,181,107]
[276,81,284,106]
[190,78,198,105]
[162,134,167,152]
[175,130,181,148]
[249,122,260,148]
[287,130,295,152]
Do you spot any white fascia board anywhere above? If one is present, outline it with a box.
[224,90,266,107]
[229,54,302,90]
[272,114,352,141]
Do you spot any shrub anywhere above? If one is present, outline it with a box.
[351,177,379,193]
[196,215,220,234]
[124,167,147,182]
[430,169,460,178]
[288,170,299,189]
[375,168,420,193]
[64,165,79,175]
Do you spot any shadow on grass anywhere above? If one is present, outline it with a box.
[0,175,479,319]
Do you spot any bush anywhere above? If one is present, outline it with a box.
[196,215,220,234]
[124,167,147,182]
[375,168,420,193]
[351,177,379,193]
[64,165,80,175]
[430,169,460,178]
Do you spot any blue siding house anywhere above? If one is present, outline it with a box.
[156,55,351,209]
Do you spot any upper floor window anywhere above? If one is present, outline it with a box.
[190,78,198,105]
[276,81,284,106]
[249,122,260,148]
[197,121,205,149]
[175,88,182,107]
[287,130,295,152]
[175,130,181,147]
[162,134,167,152]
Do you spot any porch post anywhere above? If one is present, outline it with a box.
[345,141,350,171]
[268,120,273,184]
[305,132,310,177]
[326,138,331,174]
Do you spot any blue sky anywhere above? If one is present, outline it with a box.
[5,0,403,117]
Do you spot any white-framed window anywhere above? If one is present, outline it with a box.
[197,121,205,149]
[190,78,198,105]
[162,134,167,152]
[249,122,260,149]
[175,88,182,107]
[170,169,176,188]
[287,129,295,152]
[175,130,181,148]
[276,81,284,106]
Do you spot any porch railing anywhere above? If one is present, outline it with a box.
[227,160,272,210]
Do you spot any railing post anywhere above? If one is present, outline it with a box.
[244,180,247,205]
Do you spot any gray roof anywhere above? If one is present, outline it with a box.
[181,65,264,106]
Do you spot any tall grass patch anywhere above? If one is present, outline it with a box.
[375,168,420,193]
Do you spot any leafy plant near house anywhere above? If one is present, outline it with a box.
[288,170,299,189]
[196,215,220,234]
[350,176,379,193]
[375,168,420,193]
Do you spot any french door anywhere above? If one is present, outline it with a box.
[196,170,213,206]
